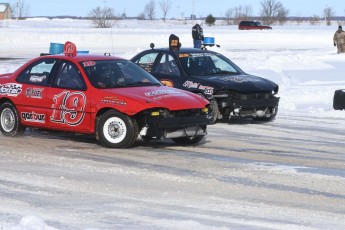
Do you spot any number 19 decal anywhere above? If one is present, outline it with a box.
[50,91,86,126]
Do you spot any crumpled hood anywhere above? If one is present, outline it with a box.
[101,86,209,111]
[197,74,278,93]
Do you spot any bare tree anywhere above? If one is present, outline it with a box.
[88,7,117,28]
[295,13,304,26]
[309,15,321,26]
[229,5,253,24]
[137,12,146,20]
[159,0,171,22]
[144,0,156,20]
[323,6,335,26]
[260,0,289,25]
[11,0,29,19]
[225,8,234,25]
[277,7,289,25]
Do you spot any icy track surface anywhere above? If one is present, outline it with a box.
[0,19,345,229]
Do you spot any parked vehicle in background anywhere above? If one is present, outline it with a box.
[0,42,210,148]
[238,21,272,30]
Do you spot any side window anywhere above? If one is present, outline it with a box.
[134,52,159,73]
[16,59,56,86]
[153,54,180,76]
[52,61,86,90]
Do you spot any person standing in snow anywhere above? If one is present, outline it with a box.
[333,25,345,53]
[192,23,204,49]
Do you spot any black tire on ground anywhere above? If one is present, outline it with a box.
[171,135,205,145]
[333,89,345,110]
[209,99,219,124]
[96,110,138,148]
[0,102,26,137]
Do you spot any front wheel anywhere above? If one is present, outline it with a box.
[209,99,219,124]
[0,102,26,137]
[96,110,138,148]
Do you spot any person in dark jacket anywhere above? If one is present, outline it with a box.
[192,23,204,49]
[333,25,345,54]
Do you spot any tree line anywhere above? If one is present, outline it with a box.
[89,0,341,28]
[9,0,342,28]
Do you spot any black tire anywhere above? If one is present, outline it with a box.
[333,89,345,110]
[0,102,26,137]
[209,99,219,124]
[172,135,205,145]
[96,110,138,148]
[197,94,218,124]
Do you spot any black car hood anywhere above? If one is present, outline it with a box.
[195,74,278,93]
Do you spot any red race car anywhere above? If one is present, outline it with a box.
[0,42,210,148]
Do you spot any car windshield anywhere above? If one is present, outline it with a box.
[178,53,243,77]
[80,60,162,88]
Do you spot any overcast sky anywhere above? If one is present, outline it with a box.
[3,0,345,17]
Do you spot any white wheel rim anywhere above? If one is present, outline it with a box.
[103,117,127,144]
[1,108,15,132]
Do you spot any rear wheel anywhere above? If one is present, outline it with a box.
[0,102,26,137]
[96,110,138,148]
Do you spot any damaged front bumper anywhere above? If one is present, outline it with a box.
[218,96,280,119]
[138,109,209,139]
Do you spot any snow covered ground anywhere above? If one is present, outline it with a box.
[1,18,345,229]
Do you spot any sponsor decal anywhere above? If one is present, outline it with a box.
[189,53,215,57]
[82,61,96,67]
[0,83,22,96]
[100,97,126,106]
[152,94,184,100]
[145,89,179,96]
[50,91,86,126]
[198,84,214,95]
[29,75,46,83]
[21,112,45,123]
[26,88,44,99]
[220,76,261,83]
[183,80,199,89]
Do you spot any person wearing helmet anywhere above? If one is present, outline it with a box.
[333,25,345,54]
[192,23,204,49]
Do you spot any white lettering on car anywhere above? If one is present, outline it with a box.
[0,83,22,96]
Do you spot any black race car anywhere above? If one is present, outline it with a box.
[131,35,279,123]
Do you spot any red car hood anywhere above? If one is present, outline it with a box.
[0,73,12,81]
[101,85,209,110]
